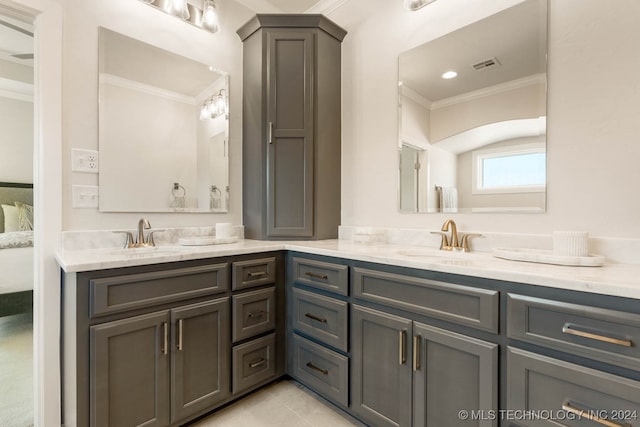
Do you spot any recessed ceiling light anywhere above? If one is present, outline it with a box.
[442,71,458,79]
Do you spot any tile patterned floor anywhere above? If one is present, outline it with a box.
[189,379,366,427]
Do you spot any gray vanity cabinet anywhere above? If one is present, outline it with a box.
[90,311,170,427]
[237,15,346,240]
[351,305,413,427]
[170,299,230,423]
[351,305,498,427]
[89,298,230,427]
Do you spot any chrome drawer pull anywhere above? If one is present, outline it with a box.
[177,319,184,351]
[306,362,328,375]
[562,401,630,427]
[305,271,329,280]
[304,313,328,323]
[248,310,265,319]
[399,330,407,365]
[249,358,266,369]
[562,324,632,347]
[247,271,267,278]
[413,335,421,371]
[162,322,168,355]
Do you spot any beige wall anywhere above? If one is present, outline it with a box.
[0,95,33,183]
[336,0,640,238]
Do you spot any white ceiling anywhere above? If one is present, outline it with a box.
[399,0,546,102]
[234,0,350,14]
[0,16,33,69]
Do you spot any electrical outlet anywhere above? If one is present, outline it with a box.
[71,149,99,173]
[72,185,99,208]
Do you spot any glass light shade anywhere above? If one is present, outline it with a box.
[166,0,190,20]
[201,0,219,32]
[214,93,226,116]
[199,104,209,120]
[206,98,217,116]
[403,0,437,11]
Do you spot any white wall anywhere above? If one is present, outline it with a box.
[334,0,640,238]
[57,0,253,230]
[0,95,33,183]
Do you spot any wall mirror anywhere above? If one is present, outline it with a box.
[398,0,547,213]
[98,27,229,212]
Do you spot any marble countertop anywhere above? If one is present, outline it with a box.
[56,239,640,300]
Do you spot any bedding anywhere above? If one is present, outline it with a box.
[0,183,34,316]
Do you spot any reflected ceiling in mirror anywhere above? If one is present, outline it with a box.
[98,27,229,212]
[398,0,547,214]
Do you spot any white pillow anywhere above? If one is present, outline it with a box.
[2,204,20,232]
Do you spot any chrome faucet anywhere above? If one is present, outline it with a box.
[432,219,482,252]
[114,218,158,248]
[137,218,151,247]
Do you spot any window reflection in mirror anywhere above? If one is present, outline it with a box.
[398,0,547,213]
[98,27,229,212]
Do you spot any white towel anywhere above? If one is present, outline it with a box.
[438,187,458,213]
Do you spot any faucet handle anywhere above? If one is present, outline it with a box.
[430,231,450,250]
[113,231,135,248]
[459,233,482,252]
[146,229,165,247]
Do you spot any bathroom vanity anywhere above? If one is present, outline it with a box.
[58,240,640,427]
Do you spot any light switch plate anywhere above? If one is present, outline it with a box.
[72,185,99,208]
[71,149,99,173]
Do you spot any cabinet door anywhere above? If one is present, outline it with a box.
[90,311,170,427]
[170,298,230,423]
[266,30,314,237]
[413,322,498,427]
[352,305,413,427]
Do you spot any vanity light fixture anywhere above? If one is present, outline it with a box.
[200,89,228,120]
[403,0,438,11]
[139,0,220,34]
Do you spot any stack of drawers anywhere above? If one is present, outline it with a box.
[231,257,278,394]
[507,294,640,425]
[289,257,350,407]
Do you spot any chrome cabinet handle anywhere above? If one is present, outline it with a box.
[562,401,630,427]
[306,362,328,375]
[248,310,265,319]
[399,330,407,365]
[247,271,267,278]
[249,358,266,369]
[413,335,421,371]
[305,271,328,280]
[162,322,168,355]
[305,313,328,323]
[268,122,273,144]
[177,319,183,351]
[562,324,632,347]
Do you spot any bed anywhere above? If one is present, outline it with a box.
[0,182,34,317]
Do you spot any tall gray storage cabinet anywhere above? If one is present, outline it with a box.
[237,15,346,240]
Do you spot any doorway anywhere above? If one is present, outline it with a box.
[0,12,34,427]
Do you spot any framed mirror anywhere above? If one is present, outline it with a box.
[98,27,229,212]
[398,0,547,213]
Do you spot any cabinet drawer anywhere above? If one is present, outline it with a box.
[292,257,348,296]
[508,347,640,426]
[352,267,499,333]
[232,257,276,291]
[89,263,228,318]
[291,288,348,352]
[232,333,276,394]
[232,288,276,342]
[291,334,348,407]
[507,294,640,370]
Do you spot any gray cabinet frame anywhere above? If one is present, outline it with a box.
[238,15,346,240]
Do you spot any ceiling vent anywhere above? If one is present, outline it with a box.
[472,57,501,71]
